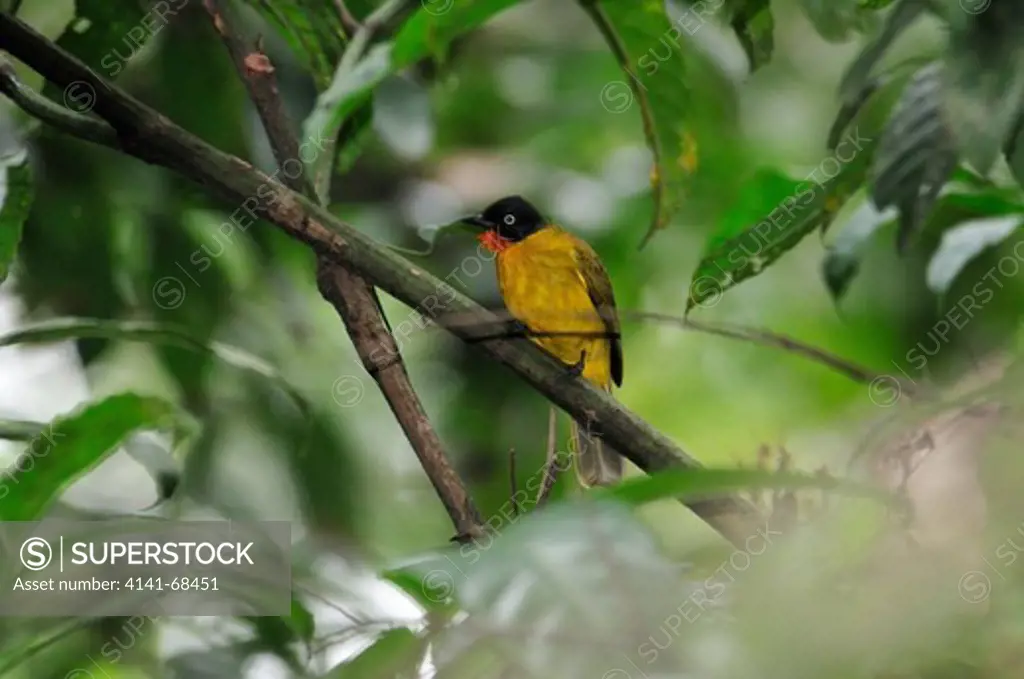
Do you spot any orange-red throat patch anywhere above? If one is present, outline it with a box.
[477,230,512,253]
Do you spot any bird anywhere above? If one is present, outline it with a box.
[461,195,624,486]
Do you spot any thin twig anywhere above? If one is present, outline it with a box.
[535,406,560,508]
[0,14,765,547]
[433,308,908,394]
[0,59,118,148]
[649,313,910,394]
[201,0,482,539]
[333,0,362,35]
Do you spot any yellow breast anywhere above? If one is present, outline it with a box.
[494,227,612,388]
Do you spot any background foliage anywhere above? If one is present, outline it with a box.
[2,0,1024,677]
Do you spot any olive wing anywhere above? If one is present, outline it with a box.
[572,239,623,387]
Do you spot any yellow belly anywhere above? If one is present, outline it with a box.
[495,232,612,389]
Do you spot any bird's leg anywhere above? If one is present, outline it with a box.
[567,349,586,377]
[465,317,531,344]
[506,318,531,339]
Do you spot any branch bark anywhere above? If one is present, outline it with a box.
[0,13,765,547]
[200,0,482,539]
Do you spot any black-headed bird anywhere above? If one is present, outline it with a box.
[461,196,624,486]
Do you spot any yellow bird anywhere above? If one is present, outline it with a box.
[462,196,624,486]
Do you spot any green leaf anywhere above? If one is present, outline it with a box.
[686,169,827,310]
[242,0,347,88]
[688,67,889,309]
[0,419,183,504]
[925,215,1023,294]
[588,0,740,245]
[51,0,150,80]
[390,0,522,65]
[597,467,904,509]
[0,318,308,416]
[1004,112,1024,189]
[303,0,522,197]
[799,0,877,42]
[288,596,316,643]
[829,53,927,151]
[870,62,956,251]
[822,197,896,300]
[837,0,928,108]
[0,149,32,286]
[429,502,701,677]
[322,628,423,679]
[728,0,775,71]
[381,563,459,612]
[335,101,374,175]
[943,8,1024,175]
[244,595,317,663]
[0,394,182,521]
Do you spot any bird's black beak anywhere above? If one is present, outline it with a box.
[460,214,493,230]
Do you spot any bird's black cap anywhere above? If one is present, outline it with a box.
[460,195,545,242]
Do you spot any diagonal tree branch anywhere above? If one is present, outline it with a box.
[0,12,765,547]
[200,0,482,539]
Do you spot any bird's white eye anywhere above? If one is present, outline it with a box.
[503,214,515,225]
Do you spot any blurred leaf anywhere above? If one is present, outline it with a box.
[0,317,309,416]
[389,0,520,65]
[870,62,956,251]
[122,433,183,504]
[242,0,347,88]
[925,215,1022,294]
[598,467,902,508]
[166,646,248,679]
[288,595,316,642]
[304,0,522,194]
[429,502,693,679]
[943,6,1024,175]
[322,628,424,679]
[590,0,739,245]
[373,74,435,160]
[382,564,458,612]
[829,56,936,151]
[335,100,375,174]
[728,0,774,70]
[837,0,928,108]
[822,197,896,300]
[48,0,147,82]
[937,185,1024,218]
[799,0,876,42]
[272,400,363,536]
[243,595,316,666]
[14,136,124,360]
[1005,112,1024,188]
[0,419,183,504]
[0,149,31,286]
[0,394,182,521]
[828,77,882,150]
